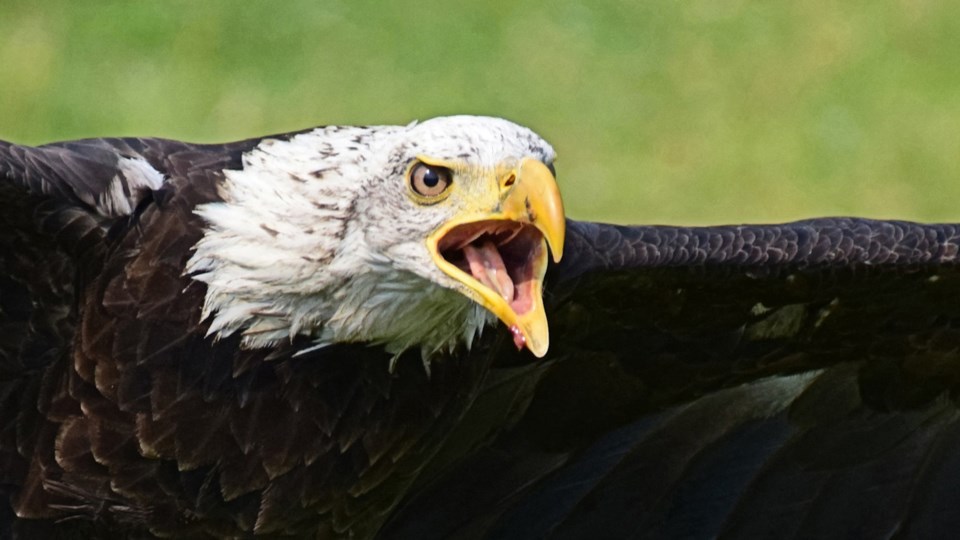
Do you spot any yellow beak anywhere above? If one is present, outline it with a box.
[427,158,565,357]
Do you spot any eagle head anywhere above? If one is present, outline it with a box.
[186,116,564,359]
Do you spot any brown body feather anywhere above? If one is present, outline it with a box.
[0,136,502,538]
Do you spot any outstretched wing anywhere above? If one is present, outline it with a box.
[383,218,960,539]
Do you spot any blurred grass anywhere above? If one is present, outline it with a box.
[1,0,959,224]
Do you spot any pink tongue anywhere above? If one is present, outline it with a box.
[509,325,526,350]
[462,240,516,303]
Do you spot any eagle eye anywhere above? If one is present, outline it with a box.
[409,162,453,199]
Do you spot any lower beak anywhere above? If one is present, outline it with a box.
[428,158,565,357]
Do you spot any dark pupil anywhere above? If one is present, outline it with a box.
[422,168,440,188]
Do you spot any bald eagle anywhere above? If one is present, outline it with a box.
[1,116,959,539]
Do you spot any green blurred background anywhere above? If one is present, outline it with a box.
[1,0,958,224]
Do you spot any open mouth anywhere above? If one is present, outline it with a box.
[423,157,564,357]
[436,220,545,319]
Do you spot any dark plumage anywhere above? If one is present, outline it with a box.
[2,121,960,539]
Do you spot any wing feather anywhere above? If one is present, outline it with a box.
[382,218,960,540]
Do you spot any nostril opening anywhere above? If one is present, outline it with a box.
[503,174,516,188]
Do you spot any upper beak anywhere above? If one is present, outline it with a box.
[427,158,565,357]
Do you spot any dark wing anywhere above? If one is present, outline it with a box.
[0,134,259,343]
[0,135,263,376]
[0,135,261,538]
[382,218,960,540]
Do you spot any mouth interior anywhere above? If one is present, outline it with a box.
[437,220,544,316]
